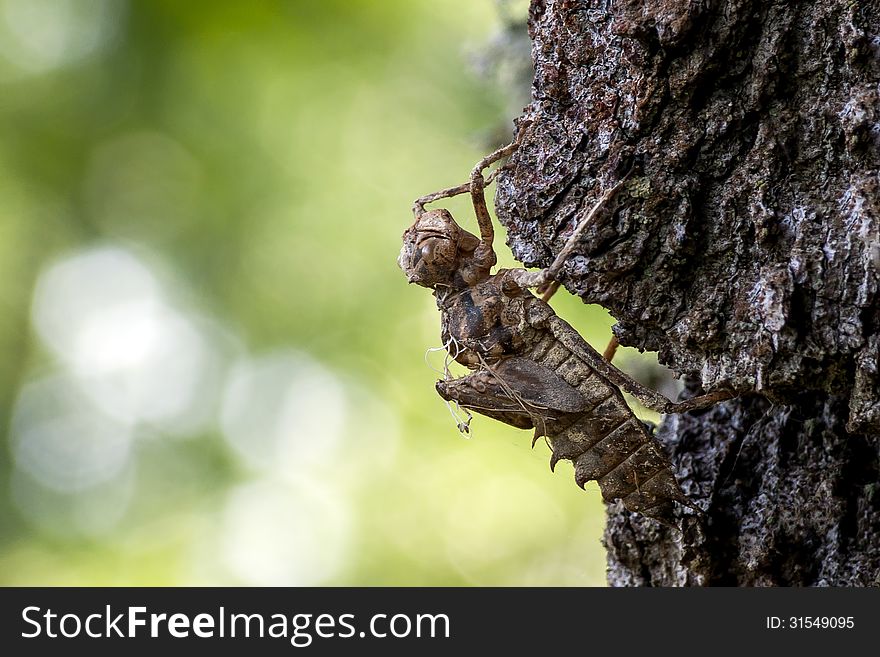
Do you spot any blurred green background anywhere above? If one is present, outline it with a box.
[0,0,662,586]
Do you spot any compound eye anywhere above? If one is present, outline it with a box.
[420,242,435,261]
[472,381,486,393]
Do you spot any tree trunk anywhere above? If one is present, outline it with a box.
[495,0,880,586]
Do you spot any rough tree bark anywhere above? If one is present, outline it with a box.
[494,0,880,585]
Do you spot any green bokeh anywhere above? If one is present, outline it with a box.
[0,0,637,586]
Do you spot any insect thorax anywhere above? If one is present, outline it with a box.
[438,270,544,368]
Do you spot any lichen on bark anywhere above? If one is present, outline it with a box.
[495,0,880,585]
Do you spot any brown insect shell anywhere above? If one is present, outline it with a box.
[398,209,495,289]
[436,372,537,430]
[436,354,590,434]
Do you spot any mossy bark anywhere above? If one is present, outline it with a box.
[495,0,880,585]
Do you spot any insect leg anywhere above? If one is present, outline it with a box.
[542,171,633,281]
[539,280,561,303]
[603,335,619,362]
[502,170,636,292]
[544,315,736,415]
[412,168,502,218]
[503,183,630,295]
[662,389,738,414]
[470,140,519,252]
[501,269,735,413]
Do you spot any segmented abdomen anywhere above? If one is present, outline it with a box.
[526,331,692,520]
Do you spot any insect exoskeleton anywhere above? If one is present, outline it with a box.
[403,138,731,525]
